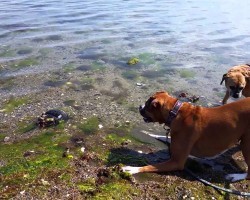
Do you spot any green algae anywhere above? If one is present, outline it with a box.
[0,131,72,198]
[0,133,7,141]
[127,57,139,65]
[138,52,156,65]
[2,96,29,113]
[11,57,39,69]
[77,178,96,193]
[38,48,51,57]
[63,62,75,73]
[106,133,129,145]
[0,77,15,90]
[0,49,15,57]
[0,131,70,175]
[78,116,100,135]
[179,69,196,79]
[17,122,37,134]
[216,92,225,98]
[94,181,138,199]
[61,78,94,91]
[77,167,138,199]
[63,99,76,106]
[107,149,147,166]
[101,89,129,105]
[127,104,138,113]
[121,70,138,80]
[81,77,95,84]
[91,61,106,71]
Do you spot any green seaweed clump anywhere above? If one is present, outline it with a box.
[17,122,37,134]
[127,57,139,65]
[0,49,15,57]
[0,131,70,175]
[2,96,29,113]
[63,63,75,73]
[12,58,39,69]
[179,69,196,79]
[79,116,100,134]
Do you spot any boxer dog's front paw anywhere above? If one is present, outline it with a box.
[122,166,140,175]
[225,173,247,182]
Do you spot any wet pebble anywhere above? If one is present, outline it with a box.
[4,136,10,142]
[20,190,25,195]
[98,124,103,129]
[41,179,50,186]
[80,147,85,153]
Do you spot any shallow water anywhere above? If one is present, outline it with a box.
[0,0,250,98]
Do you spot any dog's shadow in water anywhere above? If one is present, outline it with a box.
[107,144,246,184]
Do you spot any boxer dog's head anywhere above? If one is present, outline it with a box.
[139,91,169,124]
[220,72,246,99]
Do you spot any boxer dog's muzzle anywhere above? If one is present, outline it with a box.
[139,105,153,123]
[229,86,244,99]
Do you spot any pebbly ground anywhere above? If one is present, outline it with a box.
[0,62,249,199]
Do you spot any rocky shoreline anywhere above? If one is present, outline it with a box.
[0,64,249,199]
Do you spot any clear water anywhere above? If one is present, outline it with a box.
[0,0,250,96]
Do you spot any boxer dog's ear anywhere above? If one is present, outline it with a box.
[242,71,250,78]
[151,99,159,108]
[220,73,228,85]
[243,72,250,83]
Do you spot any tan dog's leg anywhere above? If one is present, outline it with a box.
[225,134,250,182]
[222,90,230,104]
[123,131,194,174]
[240,135,250,180]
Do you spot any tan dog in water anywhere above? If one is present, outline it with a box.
[220,64,250,104]
[122,91,250,182]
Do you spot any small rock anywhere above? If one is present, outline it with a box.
[98,124,103,129]
[41,179,50,186]
[80,147,85,153]
[23,174,29,178]
[4,136,10,142]
[20,190,25,195]
[136,83,142,86]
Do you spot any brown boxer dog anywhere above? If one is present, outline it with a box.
[122,91,250,182]
[220,64,250,104]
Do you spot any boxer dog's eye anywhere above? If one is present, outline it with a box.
[230,86,235,90]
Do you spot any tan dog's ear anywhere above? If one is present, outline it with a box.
[243,64,250,79]
[220,73,228,85]
[242,72,250,78]
[151,99,159,107]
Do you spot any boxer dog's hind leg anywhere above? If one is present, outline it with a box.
[225,134,250,182]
